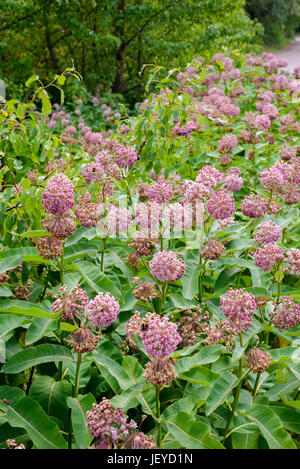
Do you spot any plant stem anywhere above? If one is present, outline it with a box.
[252,373,260,398]
[25,366,35,395]
[101,237,107,272]
[60,250,64,285]
[158,282,168,314]
[222,360,245,442]
[155,386,162,448]
[68,352,82,449]
[74,353,82,399]
[160,232,163,251]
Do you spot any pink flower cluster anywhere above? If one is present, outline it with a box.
[285,248,300,275]
[87,292,120,328]
[206,190,235,220]
[149,250,186,282]
[217,134,238,153]
[270,297,300,330]
[51,285,88,320]
[142,315,181,358]
[86,398,137,444]
[113,144,138,168]
[254,243,284,271]
[220,288,256,332]
[42,173,75,214]
[253,221,281,245]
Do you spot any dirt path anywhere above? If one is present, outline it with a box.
[273,36,300,72]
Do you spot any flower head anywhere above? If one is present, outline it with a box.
[87,292,120,328]
[51,285,88,320]
[143,357,178,386]
[206,191,235,220]
[254,243,284,271]
[270,297,300,330]
[245,347,272,373]
[253,221,281,245]
[220,288,256,332]
[142,316,181,358]
[42,174,75,214]
[149,250,186,282]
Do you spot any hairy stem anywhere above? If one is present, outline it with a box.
[155,386,162,448]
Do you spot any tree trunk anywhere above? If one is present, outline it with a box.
[112,41,126,94]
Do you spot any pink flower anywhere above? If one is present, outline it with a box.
[82,162,105,184]
[142,316,181,358]
[51,285,88,320]
[42,215,77,239]
[114,144,138,168]
[42,174,75,214]
[220,288,256,332]
[241,193,267,218]
[217,134,238,153]
[253,221,281,245]
[285,248,300,275]
[149,250,186,282]
[87,292,120,328]
[270,297,300,330]
[254,243,284,271]
[206,191,235,220]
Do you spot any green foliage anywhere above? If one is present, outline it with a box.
[246,0,300,46]
[0,0,262,103]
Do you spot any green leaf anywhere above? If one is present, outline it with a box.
[0,386,67,449]
[0,255,23,274]
[205,372,239,416]
[38,89,51,116]
[0,314,28,341]
[72,261,123,303]
[271,403,300,434]
[166,412,224,449]
[244,404,297,449]
[179,366,220,385]
[175,345,224,375]
[91,351,132,390]
[0,286,12,297]
[25,75,39,87]
[181,259,201,299]
[25,317,58,345]
[0,299,57,318]
[214,266,241,293]
[2,344,74,374]
[29,376,72,429]
[67,393,96,449]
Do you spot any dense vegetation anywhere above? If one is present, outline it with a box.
[246,0,300,47]
[0,0,263,103]
[0,49,299,450]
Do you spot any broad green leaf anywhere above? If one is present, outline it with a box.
[29,376,72,429]
[0,314,28,341]
[175,345,224,375]
[0,386,67,449]
[181,259,201,300]
[67,393,96,449]
[91,351,132,390]
[71,261,123,303]
[179,366,220,385]
[205,372,239,416]
[166,412,224,449]
[2,344,74,373]
[271,403,300,434]
[0,255,23,274]
[0,299,58,318]
[25,317,58,345]
[244,404,297,449]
